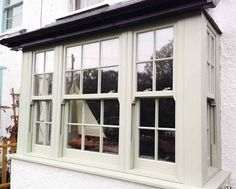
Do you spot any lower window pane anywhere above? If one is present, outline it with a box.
[137,63,153,92]
[68,100,83,124]
[104,100,119,125]
[84,100,101,124]
[45,73,53,95]
[101,67,118,93]
[67,125,82,150]
[85,126,100,152]
[65,71,80,94]
[156,60,173,91]
[36,123,51,146]
[34,74,44,96]
[139,129,155,159]
[159,98,175,128]
[158,131,175,162]
[103,127,119,154]
[83,69,98,94]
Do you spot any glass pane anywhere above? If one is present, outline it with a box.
[104,100,119,125]
[84,100,100,124]
[34,75,44,96]
[103,127,119,154]
[35,53,44,74]
[155,27,173,59]
[137,63,153,92]
[159,98,175,128]
[12,5,22,28]
[6,18,13,30]
[37,101,52,122]
[65,71,80,94]
[45,73,53,95]
[68,100,83,124]
[83,69,98,94]
[67,125,82,149]
[45,51,54,73]
[158,131,175,163]
[101,67,118,93]
[83,42,99,68]
[137,31,154,61]
[66,46,81,71]
[101,38,119,66]
[156,60,173,91]
[85,126,100,152]
[36,123,44,145]
[36,123,51,146]
[12,14,22,28]
[45,124,51,146]
[139,129,154,159]
[6,8,13,19]
[140,99,155,127]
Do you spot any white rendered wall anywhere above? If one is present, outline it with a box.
[11,159,156,189]
[210,0,236,186]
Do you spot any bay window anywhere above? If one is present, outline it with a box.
[13,11,224,188]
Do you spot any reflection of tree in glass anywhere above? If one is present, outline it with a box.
[156,60,172,91]
[45,74,53,95]
[101,70,118,93]
[137,63,153,91]
[156,40,173,59]
[83,69,98,94]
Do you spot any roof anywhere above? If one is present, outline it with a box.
[0,0,221,51]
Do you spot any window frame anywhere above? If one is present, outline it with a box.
[2,0,23,32]
[30,48,56,157]
[131,24,182,179]
[60,35,124,170]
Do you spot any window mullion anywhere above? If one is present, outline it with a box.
[155,99,158,160]
[81,100,85,150]
[100,100,104,153]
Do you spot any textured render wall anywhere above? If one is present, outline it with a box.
[210,0,236,186]
[11,160,156,189]
[0,47,22,137]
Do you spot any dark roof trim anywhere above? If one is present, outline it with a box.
[0,0,219,50]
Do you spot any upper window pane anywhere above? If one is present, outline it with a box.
[4,1,23,31]
[34,50,54,96]
[155,27,173,59]
[66,46,81,71]
[101,38,119,66]
[83,42,99,68]
[137,31,154,62]
[45,51,54,73]
[35,53,44,74]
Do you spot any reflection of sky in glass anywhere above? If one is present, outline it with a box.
[101,39,119,66]
[156,27,173,54]
[35,53,44,74]
[137,31,154,61]
[66,46,81,70]
[45,51,54,73]
[83,42,99,68]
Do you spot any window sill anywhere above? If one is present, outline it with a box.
[8,154,230,189]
